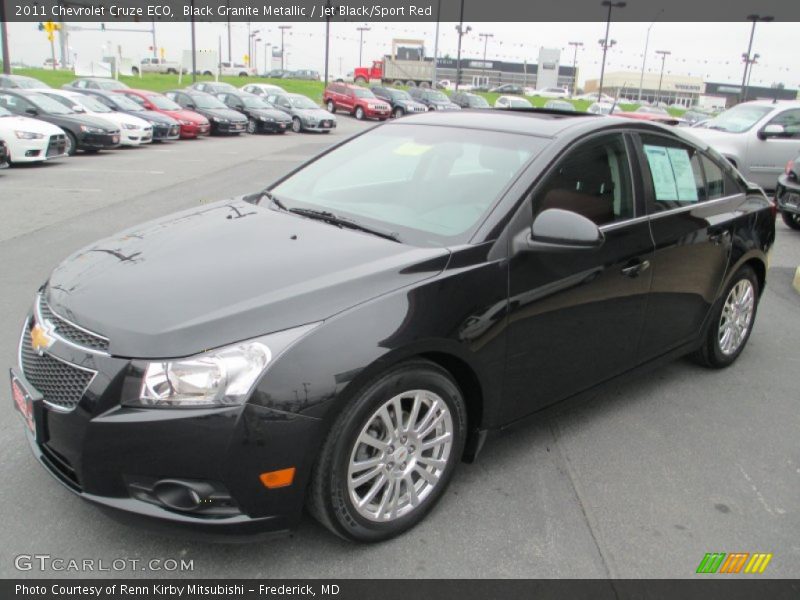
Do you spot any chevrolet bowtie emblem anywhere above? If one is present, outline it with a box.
[30,321,55,356]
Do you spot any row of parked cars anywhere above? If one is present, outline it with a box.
[0,74,344,166]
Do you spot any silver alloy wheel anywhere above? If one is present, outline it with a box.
[246,118,256,134]
[347,389,454,522]
[327,100,335,113]
[355,107,364,120]
[292,117,302,133]
[718,279,755,356]
[394,107,404,118]
[64,133,74,155]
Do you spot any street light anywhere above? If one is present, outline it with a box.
[740,14,773,103]
[357,26,371,67]
[249,29,261,70]
[568,41,583,96]
[597,0,626,101]
[454,0,471,92]
[655,50,671,105]
[745,53,759,91]
[279,25,292,71]
[479,32,493,83]
[638,9,663,102]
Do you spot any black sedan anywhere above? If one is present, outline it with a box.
[370,85,428,118]
[489,83,524,95]
[450,91,492,109]
[0,89,120,155]
[11,111,774,543]
[776,152,800,230]
[215,91,292,134]
[71,89,181,142]
[165,90,248,134]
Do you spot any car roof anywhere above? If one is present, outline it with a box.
[736,100,800,110]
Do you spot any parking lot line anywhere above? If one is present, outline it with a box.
[59,168,165,175]
[1,186,103,193]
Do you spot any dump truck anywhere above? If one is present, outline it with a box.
[352,39,434,87]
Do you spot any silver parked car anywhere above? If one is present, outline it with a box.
[689,100,800,190]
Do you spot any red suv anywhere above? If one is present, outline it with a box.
[323,83,391,121]
[114,89,210,139]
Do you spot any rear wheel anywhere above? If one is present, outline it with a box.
[355,106,365,120]
[781,211,800,230]
[406,80,417,88]
[392,80,404,87]
[308,360,467,542]
[693,266,759,368]
[167,68,177,75]
[355,76,368,85]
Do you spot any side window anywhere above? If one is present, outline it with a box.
[701,153,744,198]
[534,134,634,226]
[640,134,706,212]
[95,95,114,109]
[0,94,31,113]
[768,109,800,138]
[75,81,86,89]
[126,94,146,106]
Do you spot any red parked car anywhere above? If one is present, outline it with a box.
[322,83,391,121]
[114,89,210,138]
[617,106,684,126]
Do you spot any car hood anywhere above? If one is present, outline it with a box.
[45,113,119,130]
[163,109,208,124]
[199,107,248,122]
[681,126,741,151]
[0,114,64,135]
[250,108,291,121]
[87,111,148,128]
[295,108,332,120]
[45,198,449,358]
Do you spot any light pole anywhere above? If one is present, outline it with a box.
[249,29,260,70]
[454,0,471,92]
[324,0,332,86]
[279,25,292,71]
[655,50,670,105]
[226,0,232,63]
[745,53,759,93]
[263,43,271,75]
[568,41,582,96]
[431,0,441,88]
[638,9,663,102]
[357,26,371,66]
[598,0,626,101]
[189,0,197,83]
[479,32,493,83]
[740,14,773,103]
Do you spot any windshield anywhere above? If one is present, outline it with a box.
[424,91,449,102]
[242,96,270,108]
[147,94,181,110]
[96,80,127,90]
[507,98,531,108]
[354,88,375,99]
[191,94,227,109]
[13,76,48,89]
[702,104,773,133]
[271,124,545,246]
[29,93,74,114]
[75,95,112,112]
[113,94,144,111]
[388,89,411,101]
[290,96,319,109]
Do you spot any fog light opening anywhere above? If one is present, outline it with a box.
[152,479,213,512]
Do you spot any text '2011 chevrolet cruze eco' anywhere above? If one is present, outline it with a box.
[11,109,775,542]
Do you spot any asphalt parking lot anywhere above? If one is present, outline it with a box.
[1,117,799,579]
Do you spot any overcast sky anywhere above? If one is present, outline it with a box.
[4,20,799,88]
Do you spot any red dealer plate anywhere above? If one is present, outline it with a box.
[11,375,35,435]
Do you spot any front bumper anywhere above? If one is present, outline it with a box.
[152,123,181,141]
[211,120,248,134]
[302,118,337,132]
[179,123,211,138]
[79,131,121,150]
[120,127,153,146]
[9,133,67,163]
[363,106,391,119]
[259,119,291,133]
[776,176,800,215]
[11,309,323,538]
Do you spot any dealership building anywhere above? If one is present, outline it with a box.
[434,48,577,90]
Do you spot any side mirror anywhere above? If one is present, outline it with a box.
[236,104,245,110]
[514,208,605,253]
[758,124,785,139]
[186,103,196,110]
[25,107,38,116]
[73,105,86,113]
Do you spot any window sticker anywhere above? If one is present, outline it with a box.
[393,141,433,157]
[644,144,699,203]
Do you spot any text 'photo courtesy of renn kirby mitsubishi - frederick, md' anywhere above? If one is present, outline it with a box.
[1,0,800,598]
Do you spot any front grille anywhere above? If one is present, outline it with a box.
[39,299,109,352]
[46,134,66,157]
[20,327,95,411]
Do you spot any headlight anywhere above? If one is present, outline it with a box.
[79,125,105,133]
[212,117,229,123]
[14,131,44,140]
[128,323,319,408]
[260,116,274,122]
[122,123,140,130]
[180,119,192,125]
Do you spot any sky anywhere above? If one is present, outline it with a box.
[4,20,799,89]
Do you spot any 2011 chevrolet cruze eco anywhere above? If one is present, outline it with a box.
[11,110,775,542]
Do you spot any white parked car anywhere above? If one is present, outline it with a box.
[577,92,615,103]
[586,101,623,116]
[241,83,286,97]
[0,105,68,163]
[495,95,533,109]
[689,100,800,190]
[39,90,153,146]
[536,87,570,99]
[220,62,256,77]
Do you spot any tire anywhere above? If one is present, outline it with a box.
[327,100,336,113]
[692,265,759,369]
[307,360,467,542]
[131,67,139,76]
[355,76,368,84]
[355,106,365,120]
[246,118,257,134]
[393,107,405,119]
[392,80,404,87]
[291,117,302,133]
[781,211,800,230]
[167,68,177,75]
[202,70,212,76]
[419,82,430,89]
[239,72,248,77]
[406,80,417,88]
[64,131,77,156]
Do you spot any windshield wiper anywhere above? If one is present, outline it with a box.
[287,208,401,243]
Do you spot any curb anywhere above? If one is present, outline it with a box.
[794,267,800,296]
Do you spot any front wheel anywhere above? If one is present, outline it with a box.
[291,117,302,133]
[781,211,800,230]
[246,118,257,134]
[327,100,336,113]
[692,265,759,368]
[307,360,467,542]
[393,107,405,119]
[354,106,365,120]
[64,131,77,156]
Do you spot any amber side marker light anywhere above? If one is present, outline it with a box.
[260,467,296,489]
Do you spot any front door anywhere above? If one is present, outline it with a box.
[504,133,654,421]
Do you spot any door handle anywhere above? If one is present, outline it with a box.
[621,259,651,278]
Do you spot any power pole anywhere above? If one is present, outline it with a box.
[739,14,773,103]
[638,9,663,102]
[357,26,371,67]
[568,41,583,96]
[1,1,12,74]
[190,0,197,83]
[454,0,471,92]
[479,32,493,83]
[324,1,332,85]
[655,49,670,104]
[598,1,626,100]
[431,0,441,88]
[151,19,157,58]
[279,26,292,71]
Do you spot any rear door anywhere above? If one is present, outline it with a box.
[634,132,741,359]
[504,132,654,421]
